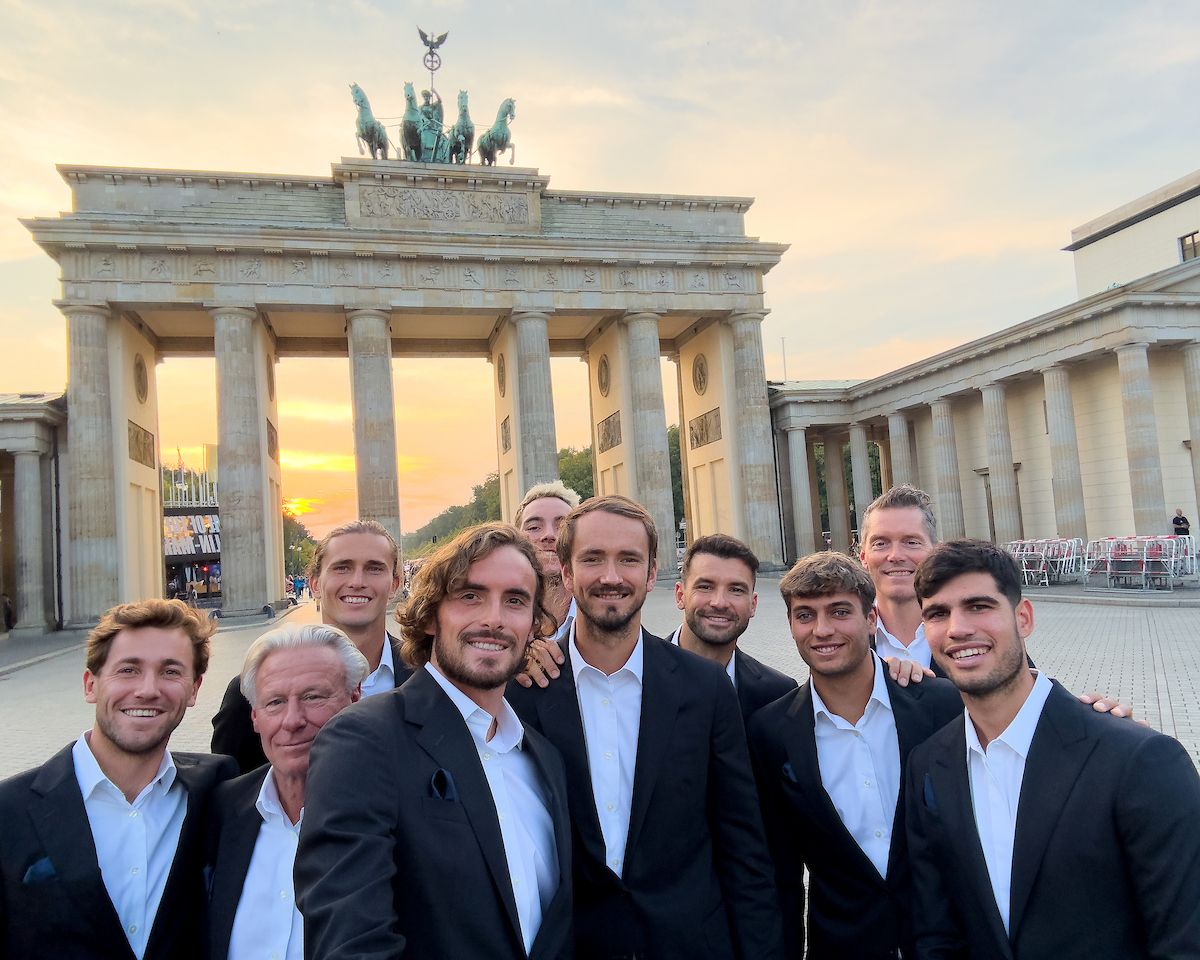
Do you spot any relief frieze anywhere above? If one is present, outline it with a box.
[358,185,530,225]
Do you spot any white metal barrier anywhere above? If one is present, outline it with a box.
[1002,538,1084,586]
[1082,536,1195,591]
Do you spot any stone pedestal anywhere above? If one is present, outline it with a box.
[825,438,851,552]
[513,311,559,489]
[1041,363,1087,541]
[887,413,913,487]
[786,426,817,556]
[12,450,48,632]
[849,422,873,531]
[347,309,401,543]
[982,383,1021,543]
[930,399,965,539]
[1116,342,1167,535]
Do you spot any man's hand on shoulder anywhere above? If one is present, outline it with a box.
[513,636,565,689]
[1078,691,1148,725]
[884,656,935,687]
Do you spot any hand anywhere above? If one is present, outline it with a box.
[514,636,565,688]
[884,656,935,687]
[1077,692,1150,726]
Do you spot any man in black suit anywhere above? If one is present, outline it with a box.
[0,599,235,960]
[295,522,573,960]
[670,533,797,720]
[907,540,1200,958]
[748,551,962,959]
[211,519,412,771]
[508,495,784,960]
[206,623,368,960]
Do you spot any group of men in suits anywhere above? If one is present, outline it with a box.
[3,480,1200,959]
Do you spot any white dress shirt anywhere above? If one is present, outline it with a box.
[568,625,644,878]
[228,769,304,960]
[552,598,577,643]
[359,633,396,698]
[425,663,559,954]
[669,625,737,686]
[964,669,1053,934]
[874,614,931,669]
[810,655,901,878]
[72,734,187,960]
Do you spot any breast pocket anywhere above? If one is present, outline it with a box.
[420,796,470,824]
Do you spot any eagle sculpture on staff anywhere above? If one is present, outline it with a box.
[418,27,449,71]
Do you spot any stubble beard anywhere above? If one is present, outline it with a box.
[435,630,525,691]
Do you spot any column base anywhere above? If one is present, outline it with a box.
[10,622,54,639]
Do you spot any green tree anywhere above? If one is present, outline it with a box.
[667,425,685,531]
[283,509,317,576]
[558,446,594,500]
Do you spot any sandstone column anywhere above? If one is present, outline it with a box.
[887,413,914,487]
[825,437,851,552]
[849,422,873,532]
[727,312,785,566]
[512,311,559,489]
[1041,363,1087,541]
[878,439,893,492]
[213,306,269,615]
[1181,342,1200,520]
[347,308,401,543]
[930,399,965,539]
[981,383,1021,543]
[12,450,47,632]
[785,426,817,556]
[1116,341,1167,535]
[807,437,824,549]
[61,303,118,624]
[623,312,676,575]
[672,353,695,545]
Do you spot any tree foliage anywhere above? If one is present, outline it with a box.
[283,509,317,576]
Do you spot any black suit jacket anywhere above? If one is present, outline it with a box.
[205,766,272,960]
[211,633,411,773]
[748,667,962,960]
[734,648,798,721]
[507,632,784,960]
[906,680,1200,959]
[294,666,573,960]
[0,743,236,960]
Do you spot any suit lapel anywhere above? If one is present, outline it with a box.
[522,731,572,957]
[208,770,268,960]
[1007,683,1097,939]
[625,636,681,861]
[734,649,758,717]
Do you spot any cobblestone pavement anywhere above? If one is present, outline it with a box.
[3,586,1198,780]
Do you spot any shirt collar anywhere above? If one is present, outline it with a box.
[552,598,577,642]
[423,662,524,753]
[669,625,737,686]
[72,731,177,802]
[568,621,645,682]
[874,613,926,648]
[810,654,892,726]
[257,766,303,828]
[965,670,1053,759]
[373,633,395,677]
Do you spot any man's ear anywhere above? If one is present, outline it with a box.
[83,669,97,704]
[645,561,658,591]
[1015,597,1034,640]
[674,580,686,611]
[187,674,203,708]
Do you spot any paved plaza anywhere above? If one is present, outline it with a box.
[2,585,1199,781]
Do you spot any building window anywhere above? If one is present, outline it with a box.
[1182,231,1199,262]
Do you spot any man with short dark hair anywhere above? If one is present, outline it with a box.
[673,533,796,720]
[509,495,784,960]
[907,540,1200,958]
[206,624,368,960]
[211,519,412,771]
[294,523,573,960]
[0,599,235,960]
[748,552,962,959]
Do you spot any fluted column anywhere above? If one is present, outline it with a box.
[13,451,47,632]
[347,309,401,543]
[849,422,873,531]
[623,312,676,575]
[930,399,965,539]
[887,413,914,487]
[61,303,118,624]
[727,312,785,565]
[807,437,823,549]
[1041,363,1087,541]
[981,383,1021,543]
[513,311,559,488]
[213,306,269,614]
[1116,342,1167,535]
[1182,342,1200,519]
[825,437,851,552]
[878,440,893,492]
[672,353,695,545]
[786,427,817,556]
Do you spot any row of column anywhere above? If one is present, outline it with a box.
[1,448,52,633]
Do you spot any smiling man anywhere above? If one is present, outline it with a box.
[211,519,412,772]
[294,523,573,960]
[906,540,1200,958]
[0,599,235,960]
[516,480,581,638]
[205,624,368,960]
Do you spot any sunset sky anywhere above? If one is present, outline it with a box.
[3,0,1199,534]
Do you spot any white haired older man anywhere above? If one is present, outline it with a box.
[204,624,368,960]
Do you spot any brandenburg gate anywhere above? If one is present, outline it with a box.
[23,158,788,625]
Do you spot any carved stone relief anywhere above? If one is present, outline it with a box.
[358,186,530,225]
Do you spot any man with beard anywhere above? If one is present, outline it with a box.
[212,519,411,772]
[907,540,1200,958]
[0,599,235,960]
[294,523,573,960]
[508,495,784,960]
[672,533,797,721]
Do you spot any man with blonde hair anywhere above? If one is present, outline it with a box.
[0,599,235,960]
[206,624,368,960]
[516,480,581,639]
[295,522,573,960]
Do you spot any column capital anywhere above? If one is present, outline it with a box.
[511,309,553,322]
[620,309,661,325]
[344,306,392,322]
[781,422,808,436]
[1114,339,1152,358]
[205,303,258,321]
[929,397,953,412]
[980,381,1007,400]
[54,300,111,319]
[1183,340,1200,358]
[721,310,768,327]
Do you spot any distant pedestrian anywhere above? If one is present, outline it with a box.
[1172,508,1191,536]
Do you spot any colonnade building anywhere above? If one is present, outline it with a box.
[772,166,1200,555]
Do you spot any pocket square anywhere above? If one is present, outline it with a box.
[923,772,938,812]
[22,856,56,885]
[430,767,458,802]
